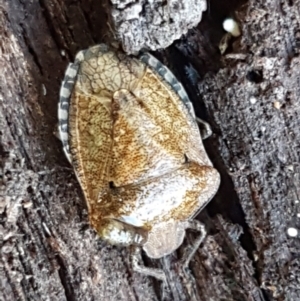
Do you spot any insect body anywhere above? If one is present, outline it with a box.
[58,44,220,280]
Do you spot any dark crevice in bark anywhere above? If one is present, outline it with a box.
[20,23,43,75]
[56,254,74,301]
[38,0,69,58]
[166,43,258,263]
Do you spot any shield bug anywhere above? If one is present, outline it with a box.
[58,44,220,281]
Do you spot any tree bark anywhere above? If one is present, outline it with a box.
[1,0,300,300]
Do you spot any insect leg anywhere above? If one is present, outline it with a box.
[181,220,206,272]
[196,117,212,140]
[131,246,166,282]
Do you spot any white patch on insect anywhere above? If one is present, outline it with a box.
[65,66,78,79]
[59,131,68,142]
[127,181,195,224]
[110,228,131,244]
[121,216,143,227]
[60,86,72,98]
[59,109,68,120]
[223,18,241,37]
[75,50,85,62]
[134,234,144,244]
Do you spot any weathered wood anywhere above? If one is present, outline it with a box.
[1,0,300,300]
[108,0,207,54]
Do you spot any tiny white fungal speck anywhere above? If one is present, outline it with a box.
[58,44,220,281]
[249,96,257,104]
[225,53,247,60]
[22,201,33,209]
[274,101,282,110]
[287,227,298,237]
[223,18,241,37]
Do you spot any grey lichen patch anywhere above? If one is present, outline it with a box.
[110,0,207,54]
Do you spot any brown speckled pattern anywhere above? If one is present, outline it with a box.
[58,44,220,258]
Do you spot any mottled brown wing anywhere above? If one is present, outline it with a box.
[109,162,220,225]
[66,44,146,212]
[134,66,212,167]
[110,66,213,186]
[68,91,113,210]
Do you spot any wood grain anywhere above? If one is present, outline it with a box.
[1,0,299,300]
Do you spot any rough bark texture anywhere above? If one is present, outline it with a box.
[1,0,300,301]
[108,0,207,54]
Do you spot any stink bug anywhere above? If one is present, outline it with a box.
[58,44,220,280]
